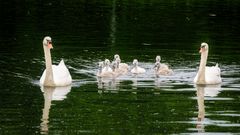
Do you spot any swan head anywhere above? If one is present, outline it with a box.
[98,62,104,68]
[133,59,138,67]
[114,54,120,60]
[104,59,111,66]
[156,55,161,62]
[200,42,208,53]
[43,36,53,49]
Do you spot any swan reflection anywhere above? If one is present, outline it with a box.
[195,84,221,132]
[40,85,71,134]
[196,85,205,133]
[97,77,119,92]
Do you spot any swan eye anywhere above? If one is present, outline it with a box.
[47,40,52,44]
[201,45,206,48]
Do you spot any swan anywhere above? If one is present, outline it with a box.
[112,57,128,75]
[131,59,146,74]
[194,43,222,84]
[97,59,117,78]
[154,55,173,76]
[113,54,129,71]
[102,59,113,72]
[40,36,72,86]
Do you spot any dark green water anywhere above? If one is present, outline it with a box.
[0,0,240,134]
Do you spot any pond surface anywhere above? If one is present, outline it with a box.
[0,0,240,134]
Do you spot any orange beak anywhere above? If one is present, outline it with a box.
[199,47,204,53]
[47,42,53,49]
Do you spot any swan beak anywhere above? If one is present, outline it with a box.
[47,41,53,49]
[199,48,203,53]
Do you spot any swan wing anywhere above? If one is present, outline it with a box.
[119,63,129,70]
[157,63,173,76]
[52,60,72,86]
[205,65,222,84]
[40,70,46,85]
[157,68,173,76]
[160,63,169,69]
[131,67,146,74]
[102,66,113,72]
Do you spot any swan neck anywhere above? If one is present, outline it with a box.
[197,50,208,84]
[43,45,55,86]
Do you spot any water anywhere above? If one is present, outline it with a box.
[0,0,240,134]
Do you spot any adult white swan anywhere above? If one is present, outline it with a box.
[40,36,72,86]
[194,43,222,84]
[131,59,146,74]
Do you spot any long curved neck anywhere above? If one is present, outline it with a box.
[197,50,208,84]
[134,64,137,69]
[43,45,55,86]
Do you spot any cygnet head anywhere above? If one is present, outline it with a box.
[156,55,161,62]
[43,36,53,49]
[104,59,111,66]
[200,42,209,53]
[133,59,138,67]
[114,54,120,60]
[98,62,104,68]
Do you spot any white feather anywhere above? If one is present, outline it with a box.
[40,60,72,86]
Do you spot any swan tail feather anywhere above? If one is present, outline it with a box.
[59,59,65,66]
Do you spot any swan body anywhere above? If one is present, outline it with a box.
[113,54,129,71]
[154,62,173,76]
[154,55,173,76]
[194,43,222,84]
[102,59,113,73]
[131,59,146,74]
[119,63,129,71]
[194,64,221,84]
[40,60,72,86]
[40,36,72,86]
[97,59,117,78]
[112,57,128,75]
